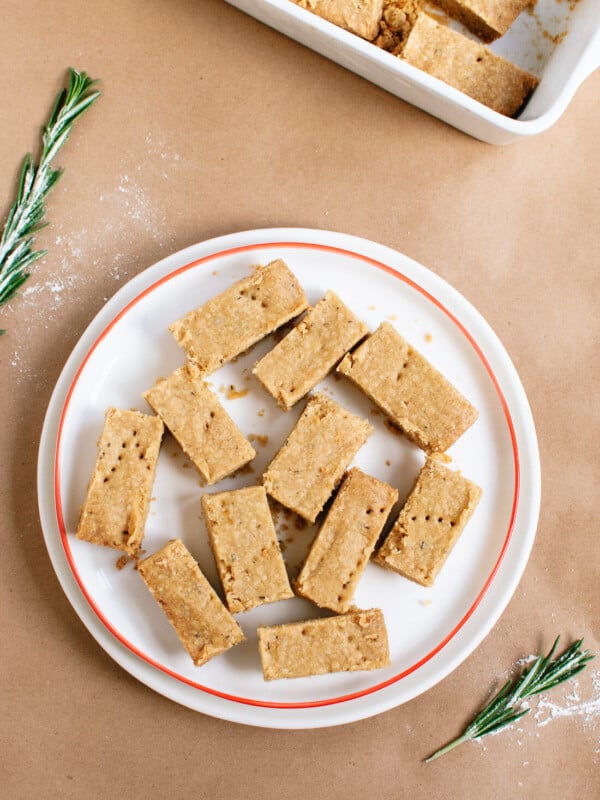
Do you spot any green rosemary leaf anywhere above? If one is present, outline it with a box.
[527,641,594,696]
[0,67,100,335]
[472,708,529,739]
[425,636,594,763]
[474,708,529,738]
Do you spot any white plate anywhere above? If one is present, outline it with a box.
[37,228,540,728]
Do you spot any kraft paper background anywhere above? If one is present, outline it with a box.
[1,2,598,797]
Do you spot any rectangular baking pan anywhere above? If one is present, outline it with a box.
[225,0,600,144]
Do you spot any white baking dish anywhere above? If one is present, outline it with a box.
[225,0,600,144]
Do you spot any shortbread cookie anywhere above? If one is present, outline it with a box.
[262,393,373,522]
[144,364,255,485]
[138,539,245,666]
[295,468,398,612]
[430,0,530,42]
[253,290,368,411]
[201,486,293,613]
[338,322,478,453]
[374,458,482,586]
[77,407,164,555]
[399,14,538,117]
[292,0,385,40]
[257,609,390,680]
[169,260,308,373]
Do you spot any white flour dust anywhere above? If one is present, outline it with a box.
[3,132,183,381]
[476,662,600,762]
[534,670,600,737]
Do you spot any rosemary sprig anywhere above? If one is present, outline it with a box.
[0,68,100,334]
[425,636,595,762]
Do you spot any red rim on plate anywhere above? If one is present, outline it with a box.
[54,242,520,710]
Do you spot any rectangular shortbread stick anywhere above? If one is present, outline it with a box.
[292,0,384,41]
[295,468,398,612]
[427,0,531,42]
[257,609,391,680]
[169,260,308,373]
[253,290,368,410]
[400,14,538,118]
[262,392,373,523]
[374,458,482,586]
[144,364,255,485]
[201,486,293,613]
[338,322,478,453]
[137,539,245,666]
[76,407,164,555]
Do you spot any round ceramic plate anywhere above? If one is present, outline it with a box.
[37,228,540,728]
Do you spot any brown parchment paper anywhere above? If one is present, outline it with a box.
[1,1,598,798]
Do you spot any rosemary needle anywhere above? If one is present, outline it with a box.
[0,68,100,334]
[425,636,595,763]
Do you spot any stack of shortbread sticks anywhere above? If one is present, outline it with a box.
[77,260,481,680]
